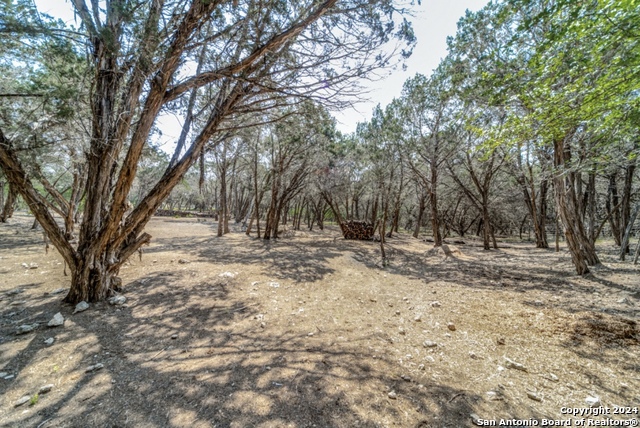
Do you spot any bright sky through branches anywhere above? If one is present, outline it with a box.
[34,0,487,136]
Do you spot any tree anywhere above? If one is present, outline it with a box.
[0,0,415,302]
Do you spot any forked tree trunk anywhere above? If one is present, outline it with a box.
[553,138,600,275]
[65,253,122,303]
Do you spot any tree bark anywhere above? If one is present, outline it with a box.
[1,182,16,222]
[620,203,640,261]
[552,138,600,274]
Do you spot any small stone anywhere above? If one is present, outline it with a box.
[398,328,406,335]
[171,334,178,339]
[486,391,503,401]
[543,373,559,382]
[178,258,190,264]
[414,314,422,322]
[423,340,438,348]
[251,281,259,286]
[447,323,456,331]
[585,396,600,407]
[14,396,30,407]
[260,322,266,328]
[29,263,39,269]
[38,384,54,394]
[400,374,411,382]
[388,391,397,399]
[370,298,377,302]
[504,357,527,372]
[0,372,7,378]
[51,288,67,294]
[527,391,542,402]
[395,310,401,316]
[219,271,237,278]
[4,374,15,380]
[431,301,441,307]
[86,363,104,373]
[471,413,482,426]
[469,351,480,359]
[48,312,64,327]
[307,332,314,337]
[16,323,38,335]
[44,337,54,346]
[425,356,435,362]
[497,337,506,345]
[269,282,280,288]
[73,301,90,314]
[418,364,425,370]
[108,295,126,305]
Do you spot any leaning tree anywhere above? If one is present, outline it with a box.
[0,0,415,302]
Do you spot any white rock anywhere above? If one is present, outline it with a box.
[38,384,54,394]
[47,312,64,327]
[486,391,503,401]
[73,301,89,314]
[86,363,104,373]
[29,263,38,269]
[585,396,601,407]
[44,337,54,346]
[527,391,542,402]
[16,323,38,335]
[471,413,482,426]
[543,373,559,382]
[108,295,126,305]
[269,282,280,288]
[423,340,438,348]
[0,372,7,378]
[504,357,527,372]
[14,396,30,407]
[431,301,441,307]
[414,314,422,322]
[51,288,67,294]
[219,271,237,278]
[387,391,397,399]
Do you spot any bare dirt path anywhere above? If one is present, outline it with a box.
[1,214,638,427]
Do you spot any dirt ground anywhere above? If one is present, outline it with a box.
[1,213,638,428]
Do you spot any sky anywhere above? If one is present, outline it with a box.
[34,0,488,138]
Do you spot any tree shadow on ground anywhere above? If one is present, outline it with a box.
[1,271,492,428]
[2,278,589,426]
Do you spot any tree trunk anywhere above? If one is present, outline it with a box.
[553,138,599,274]
[620,203,640,261]
[606,174,622,245]
[1,182,16,222]
[620,161,636,253]
[413,193,426,238]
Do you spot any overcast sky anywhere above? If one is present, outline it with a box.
[34,0,488,139]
